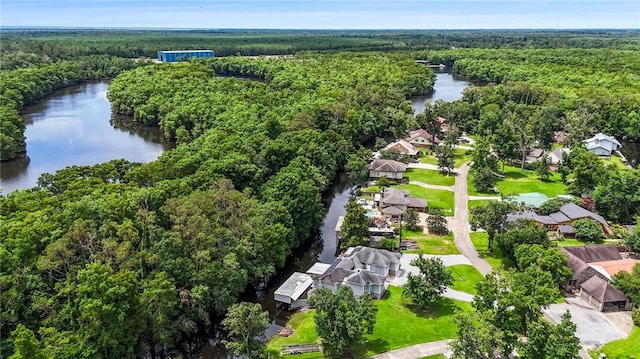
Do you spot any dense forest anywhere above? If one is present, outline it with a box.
[0,53,432,358]
[2,29,640,358]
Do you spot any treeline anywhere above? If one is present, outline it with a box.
[0,53,432,358]
[416,48,640,143]
[1,29,638,66]
[0,56,143,160]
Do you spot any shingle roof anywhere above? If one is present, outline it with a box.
[345,270,386,285]
[580,275,628,303]
[558,203,607,226]
[549,212,571,223]
[405,129,442,145]
[382,206,405,215]
[382,139,419,156]
[559,245,622,263]
[407,197,427,208]
[558,225,575,234]
[352,246,400,267]
[368,159,407,173]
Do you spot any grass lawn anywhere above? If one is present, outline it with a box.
[468,165,567,197]
[403,228,459,255]
[448,264,485,295]
[469,232,506,270]
[468,199,499,209]
[361,185,380,194]
[418,355,446,359]
[591,326,640,359]
[405,168,455,186]
[395,184,455,215]
[419,148,471,168]
[268,286,472,358]
[601,156,629,170]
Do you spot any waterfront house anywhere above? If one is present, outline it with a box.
[379,187,427,220]
[314,246,400,299]
[368,159,407,181]
[380,139,419,158]
[584,133,622,156]
[405,129,441,148]
[507,202,611,235]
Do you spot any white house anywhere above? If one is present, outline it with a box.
[405,129,441,148]
[584,133,622,156]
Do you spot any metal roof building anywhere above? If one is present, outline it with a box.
[157,50,214,62]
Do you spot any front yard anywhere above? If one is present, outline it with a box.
[405,168,455,186]
[268,286,472,358]
[394,184,455,215]
[467,165,567,197]
[448,264,484,295]
[590,326,640,359]
[420,148,471,168]
[469,232,506,270]
[402,228,459,255]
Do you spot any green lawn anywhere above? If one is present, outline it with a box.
[269,286,473,358]
[395,184,455,215]
[468,165,567,197]
[405,168,455,186]
[402,228,459,255]
[469,232,506,270]
[418,355,446,359]
[601,156,629,170]
[448,264,485,295]
[419,148,471,168]
[591,326,640,359]
[361,185,381,194]
[468,199,499,209]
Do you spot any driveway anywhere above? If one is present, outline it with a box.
[544,297,630,348]
[368,339,452,359]
[392,253,473,302]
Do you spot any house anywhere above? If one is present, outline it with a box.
[507,202,611,235]
[405,129,441,148]
[379,187,427,220]
[380,139,419,158]
[547,148,570,165]
[368,159,407,181]
[437,117,450,132]
[314,246,400,299]
[559,244,633,311]
[584,133,622,156]
[525,148,545,163]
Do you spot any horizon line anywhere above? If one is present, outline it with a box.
[2,26,639,31]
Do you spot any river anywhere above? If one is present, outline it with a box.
[0,81,171,194]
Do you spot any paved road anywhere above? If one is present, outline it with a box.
[408,180,454,192]
[450,163,493,275]
[368,339,453,359]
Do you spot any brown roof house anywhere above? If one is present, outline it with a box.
[381,139,419,158]
[405,129,441,148]
[379,187,426,220]
[314,246,400,299]
[368,159,407,181]
[559,244,632,311]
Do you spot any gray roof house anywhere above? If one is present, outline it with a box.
[315,246,400,299]
[381,139,420,157]
[525,148,545,163]
[507,203,611,235]
[584,133,622,156]
[368,159,407,180]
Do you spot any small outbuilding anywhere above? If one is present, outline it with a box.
[274,272,314,309]
[579,275,630,312]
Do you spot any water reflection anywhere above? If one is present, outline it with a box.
[411,71,471,114]
[0,81,171,194]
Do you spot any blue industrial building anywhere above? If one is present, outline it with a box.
[157,50,214,62]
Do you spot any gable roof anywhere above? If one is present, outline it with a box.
[528,148,544,159]
[381,139,419,156]
[318,247,399,285]
[559,245,622,263]
[580,275,628,303]
[405,129,442,145]
[345,269,386,285]
[584,133,622,147]
[558,203,607,226]
[558,225,575,234]
[382,206,405,215]
[368,159,407,173]
[351,246,400,267]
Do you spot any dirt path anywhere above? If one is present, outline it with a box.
[368,339,453,359]
[450,163,493,275]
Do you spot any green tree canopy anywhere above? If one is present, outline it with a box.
[222,302,270,359]
[403,255,453,309]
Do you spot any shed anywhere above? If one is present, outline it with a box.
[579,276,629,311]
[274,272,313,306]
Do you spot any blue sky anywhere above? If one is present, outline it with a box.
[2,0,638,29]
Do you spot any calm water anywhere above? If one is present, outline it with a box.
[411,71,471,114]
[0,82,171,193]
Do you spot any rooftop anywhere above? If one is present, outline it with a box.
[274,272,313,303]
[580,275,628,303]
[589,258,640,280]
[368,159,408,173]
